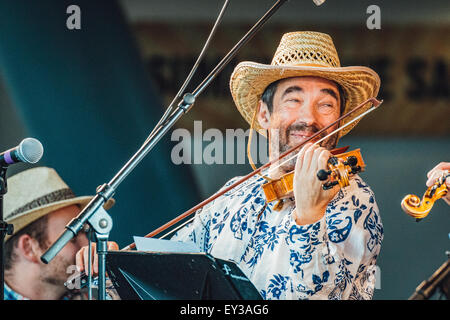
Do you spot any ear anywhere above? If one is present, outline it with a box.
[16,234,42,264]
[256,100,271,130]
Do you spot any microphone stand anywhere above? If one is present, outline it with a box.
[41,0,289,300]
[0,166,14,300]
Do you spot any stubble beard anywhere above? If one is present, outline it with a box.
[270,123,338,173]
[39,251,74,289]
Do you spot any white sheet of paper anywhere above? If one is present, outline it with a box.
[133,236,201,253]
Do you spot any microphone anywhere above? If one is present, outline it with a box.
[0,138,44,166]
[313,0,326,5]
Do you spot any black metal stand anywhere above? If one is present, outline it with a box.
[409,254,450,300]
[41,0,288,300]
[0,166,14,300]
[86,206,112,300]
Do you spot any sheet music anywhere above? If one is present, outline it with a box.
[133,236,201,253]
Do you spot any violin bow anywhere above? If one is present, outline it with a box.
[123,97,383,249]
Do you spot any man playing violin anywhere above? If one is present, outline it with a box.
[170,31,384,300]
[75,31,384,300]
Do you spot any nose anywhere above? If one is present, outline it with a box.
[294,100,317,127]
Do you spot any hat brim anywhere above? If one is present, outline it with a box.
[230,62,380,138]
[5,196,115,242]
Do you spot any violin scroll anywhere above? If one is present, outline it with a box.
[316,152,363,190]
[262,148,366,203]
[401,171,449,221]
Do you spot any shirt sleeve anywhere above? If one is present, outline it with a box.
[274,178,383,300]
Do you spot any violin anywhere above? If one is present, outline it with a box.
[401,171,449,221]
[262,147,365,202]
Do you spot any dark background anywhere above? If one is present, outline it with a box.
[0,0,449,299]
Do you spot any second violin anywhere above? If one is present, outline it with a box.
[401,170,449,221]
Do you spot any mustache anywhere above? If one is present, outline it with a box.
[279,123,328,153]
[274,123,338,163]
[286,122,320,137]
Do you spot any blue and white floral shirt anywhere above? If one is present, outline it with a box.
[172,173,383,300]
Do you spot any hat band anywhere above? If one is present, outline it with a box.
[7,188,76,219]
[291,62,336,68]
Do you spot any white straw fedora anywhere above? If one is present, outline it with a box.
[230,31,381,138]
[3,167,115,241]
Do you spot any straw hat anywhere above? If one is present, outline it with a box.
[230,31,381,138]
[3,167,115,241]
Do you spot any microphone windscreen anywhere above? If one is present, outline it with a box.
[312,0,326,6]
[18,138,44,164]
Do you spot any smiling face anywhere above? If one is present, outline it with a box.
[257,76,342,173]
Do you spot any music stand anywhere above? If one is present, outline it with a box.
[105,251,263,300]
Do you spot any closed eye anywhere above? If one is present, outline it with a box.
[318,102,338,114]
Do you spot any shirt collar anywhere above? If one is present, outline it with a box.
[4,282,30,300]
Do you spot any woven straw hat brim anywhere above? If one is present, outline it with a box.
[230,62,381,138]
[4,196,115,242]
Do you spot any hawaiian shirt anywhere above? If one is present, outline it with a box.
[171,173,383,300]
